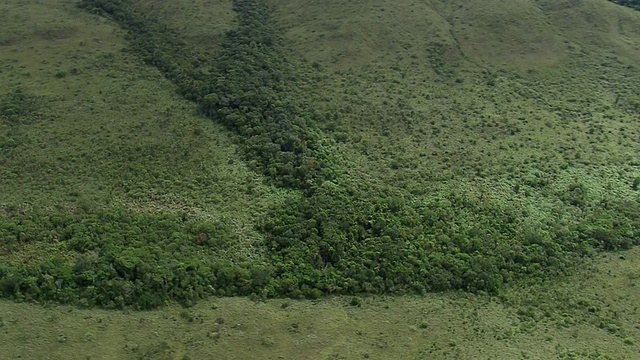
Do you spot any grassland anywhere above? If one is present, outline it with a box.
[2,0,640,357]
[1,247,639,359]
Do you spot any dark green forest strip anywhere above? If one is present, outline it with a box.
[80,0,330,190]
[0,209,274,309]
[1,0,640,309]
[264,185,640,297]
[608,0,640,11]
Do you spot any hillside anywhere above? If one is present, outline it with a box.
[1,0,640,314]
[3,0,640,358]
[0,0,286,308]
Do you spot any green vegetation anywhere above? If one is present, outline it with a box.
[0,0,282,308]
[0,209,273,309]
[79,0,329,189]
[2,0,640,311]
[3,0,640,357]
[609,0,640,11]
[2,248,640,359]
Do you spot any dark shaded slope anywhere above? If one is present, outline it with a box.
[610,0,640,11]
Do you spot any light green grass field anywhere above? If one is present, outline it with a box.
[1,247,639,359]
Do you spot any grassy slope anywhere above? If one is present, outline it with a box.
[132,0,236,53]
[2,0,640,357]
[0,0,284,264]
[270,0,640,235]
[1,0,637,305]
[1,247,639,359]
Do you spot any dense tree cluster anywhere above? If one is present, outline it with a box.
[0,209,275,309]
[263,184,640,298]
[199,0,330,189]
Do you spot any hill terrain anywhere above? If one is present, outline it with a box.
[2,0,640,357]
